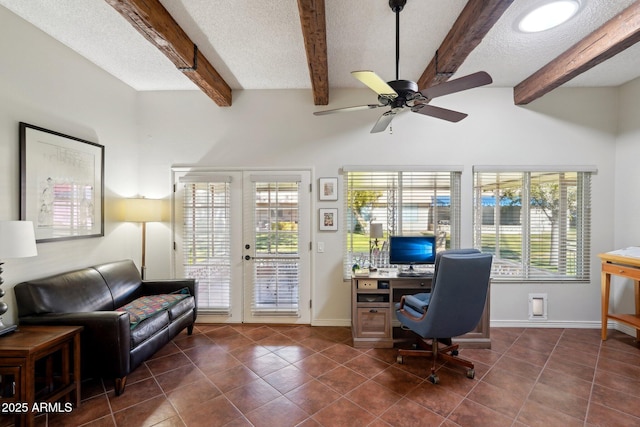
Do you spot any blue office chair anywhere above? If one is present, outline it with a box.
[395,250,492,384]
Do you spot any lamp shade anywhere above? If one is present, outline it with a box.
[0,221,38,259]
[370,223,383,239]
[122,198,163,223]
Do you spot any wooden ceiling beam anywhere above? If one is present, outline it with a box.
[417,0,514,90]
[297,0,329,105]
[105,0,232,106]
[514,2,640,105]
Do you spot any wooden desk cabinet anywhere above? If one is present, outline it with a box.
[599,251,640,340]
[0,325,82,427]
[351,274,490,349]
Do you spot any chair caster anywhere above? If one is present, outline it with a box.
[428,374,439,384]
[397,355,404,364]
[466,369,475,379]
[451,349,459,356]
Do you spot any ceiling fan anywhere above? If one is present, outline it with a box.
[314,0,493,133]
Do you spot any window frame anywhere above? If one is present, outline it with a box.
[342,166,462,279]
[473,166,595,283]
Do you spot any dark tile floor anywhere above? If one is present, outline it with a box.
[7,325,640,427]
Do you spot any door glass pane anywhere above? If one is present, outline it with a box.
[252,180,300,315]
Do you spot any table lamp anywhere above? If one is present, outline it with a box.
[369,223,383,269]
[122,198,163,279]
[0,221,38,335]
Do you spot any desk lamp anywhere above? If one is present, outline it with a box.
[0,221,38,335]
[122,198,163,280]
[369,223,383,269]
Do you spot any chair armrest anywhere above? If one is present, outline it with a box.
[398,295,428,322]
[19,311,132,378]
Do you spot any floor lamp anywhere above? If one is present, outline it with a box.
[0,221,37,335]
[122,198,163,280]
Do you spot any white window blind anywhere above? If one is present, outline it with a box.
[343,168,462,279]
[473,169,592,282]
[181,180,232,314]
[249,179,300,316]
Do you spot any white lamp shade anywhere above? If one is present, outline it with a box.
[122,198,163,223]
[0,221,38,259]
[370,223,383,239]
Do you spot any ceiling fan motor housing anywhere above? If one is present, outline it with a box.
[378,79,420,107]
[389,0,407,13]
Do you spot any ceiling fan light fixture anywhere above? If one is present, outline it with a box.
[517,0,581,33]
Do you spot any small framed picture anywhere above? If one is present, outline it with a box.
[319,208,338,231]
[319,177,338,201]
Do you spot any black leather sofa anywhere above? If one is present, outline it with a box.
[14,259,197,395]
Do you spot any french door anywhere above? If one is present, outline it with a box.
[173,169,311,324]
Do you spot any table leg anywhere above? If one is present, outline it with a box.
[73,332,81,407]
[602,270,611,340]
[635,280,640,342]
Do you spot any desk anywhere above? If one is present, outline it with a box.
[0,325,82,426]
[600,251,640,340]
[351,273,490,349]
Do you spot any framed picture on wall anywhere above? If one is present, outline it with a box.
[319,177,338,201]
[319,208,338,231]
[19,122,105,242]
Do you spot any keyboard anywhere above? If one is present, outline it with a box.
[397,271,433,278]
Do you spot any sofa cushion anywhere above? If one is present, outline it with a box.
[14,268,114,315]
[116,294,189,329]
[130,311,170,348]
[94,260,144,308]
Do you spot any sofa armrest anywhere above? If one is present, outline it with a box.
[19,311,132,378]
[142,279,196,295]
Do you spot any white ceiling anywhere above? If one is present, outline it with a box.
[1,0,639,96]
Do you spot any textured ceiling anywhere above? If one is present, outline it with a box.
[1,0,639,94]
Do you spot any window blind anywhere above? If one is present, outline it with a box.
[343,169,462,279]
[473,170,592,282]
[181,181,232,314]
[249,179,300,316]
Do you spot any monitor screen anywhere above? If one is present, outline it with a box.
[389,235,436,265]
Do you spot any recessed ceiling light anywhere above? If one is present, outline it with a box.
[517,0,581,33]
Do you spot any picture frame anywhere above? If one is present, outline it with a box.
[319,208,338,231]
[318,177,338,201]
[20,122,104,242]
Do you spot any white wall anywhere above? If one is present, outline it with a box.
[0,7,142,325]
[611,77,640,315]
[1,5,629,328]
[135,85,619,327]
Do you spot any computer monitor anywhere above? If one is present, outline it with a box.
[388,235,436,266]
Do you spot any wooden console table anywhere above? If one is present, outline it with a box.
[351,273,490,349]
[0,325,82,426]
[600,250,640,341]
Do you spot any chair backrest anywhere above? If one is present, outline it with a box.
[431,248,481,287]
[405,252,492,339]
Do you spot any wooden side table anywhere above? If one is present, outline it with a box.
[0,325,82,426]
[600,251,640,341]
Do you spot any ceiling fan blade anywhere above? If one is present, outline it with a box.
[420,71,493,99]
[351,71,398,99]
[313,104,383,116]
[371,111,396,133]
[412,104,468,122]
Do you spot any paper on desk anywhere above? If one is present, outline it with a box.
[607,247,640,258]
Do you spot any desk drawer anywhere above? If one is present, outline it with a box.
[355,307,390,338]
[391,279,431,289]
[602,262,640,280]
[357,279,378,289]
